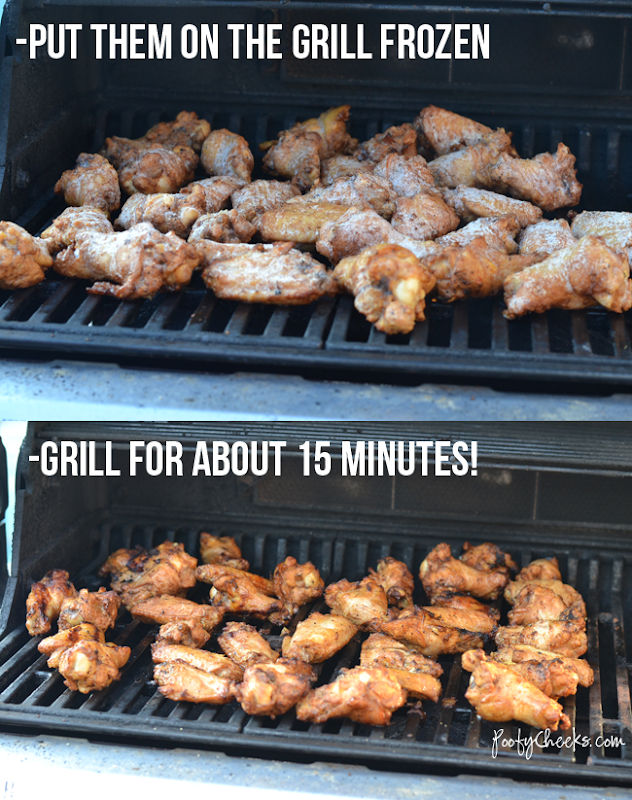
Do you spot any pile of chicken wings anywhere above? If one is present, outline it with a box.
[2,105,631,334]
[25,534,592,732]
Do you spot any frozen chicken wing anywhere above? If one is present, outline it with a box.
[55,153,121,214]
[0,222,53,290]
[518,219,576,258]
[442,187,542,227]
[231,179,301,223]
[281,612,358,663]
[26,569,77,636]
[391,190,460,241]
[201,129,254,182]
[287,105,357,159]
[374,154,437,198]
[181,176,246,213]
[258,201,350,243]
[415,105,496,156]
[116,186,206,238]
[571,211,632,255]
[41,207,114,254]
[117,144,198,195]
[262,129,322,191]
[138,111,210,152]
[290,173,397,219]
[435,215,520,253]
[321,155,375,186]
[428,131,512,189]
[355,123,418,163]
[188,209,256,244]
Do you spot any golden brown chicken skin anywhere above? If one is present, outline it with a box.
[41,207,114,254]
[374,154,437,198]
[217,621,279,669]
[462,650,571,731]
[504,578,584,609]
[196,563,289,623]
[417,606,497,636]
[415,105,496,156]
[378,606,486,657]
[201,129,254,182]
[324,576,389,629]
[231,180,301,223]
[55,153,121,215]
[507,585,574,626]
[131,596,224,632]
[360,634,442,701]
[151,644,244,681]
[197,240,337,306]
[291,174,397,219]
[516,557,562,583]
[430,591,500,622]
[38,622,104,668]
[58,587,121,631]
[117,144,198,195]
[483,143,582,211]
[258,202,350,243]
[26,569,77,636]
[442,187,542,227]
[99,541,198,609]
[333,243,437,335]
[57,639,131,694]
[460,542,517,573]
[54,223,200,300]
[428,131,512,189]
[296,666,408,726]
[188,210,256,244]
[262,130,322,192]
[419,543,510,601]
[355,123,418,163]
[181,176,246,214]
[391,190,460,241]
[153,661,238,704]
[155,620,211,649]
[490,649,580,699]
[495,644,594,688]
[116,186,206,238]
[235,658,316,717]
[321,156,374,186]
[0,222,53,290]
[199,532,249,571]
[368,558,414,609]
[273,557,325,614]
[518,219,576,258]
[281,612,358,663]
[495,619,587,659]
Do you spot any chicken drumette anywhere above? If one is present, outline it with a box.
[435,216,520,253]
[489,648,584,699]
[58,638,131,693]
[460,542,517,573]
[199,532,249,570]
[324,576,389,629]
[201,129,254,182]
[281,612,358,663]
[273,557,325,616]
[217,621,279,669]
[368,558,414,609]
[26,569,77,636]
[235,658,316,717]
[182,176,246,213]
[262,130,322,191]
[116,186,206,238]
[0,222,53,290]
[38,622,104,667]
[58,587,121,631]
[321,156,375,186]
[55,153,120,215]
[516,557,562,583]
[494,644,593,688]
[155,620,211,649]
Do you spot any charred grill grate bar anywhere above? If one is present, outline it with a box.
[0,521,631,784]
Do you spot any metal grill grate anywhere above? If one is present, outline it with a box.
[1,520,631,785]
[2,106,632,387]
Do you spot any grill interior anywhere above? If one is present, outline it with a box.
[1,518,632,784]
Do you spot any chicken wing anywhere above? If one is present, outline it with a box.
[296,666,407,726]
[0,222,53,290]
[26,569,77,636]
[495,644,593,687]
[517,219,576,258]
[462,650,571,730]
[153,661,237,704]
[188,210,256,244]
[507,585,569,626]
[151,644,244,681]
[54,223,200,300]
[355,123,418,163]
[428,131,512,189]
[196,563,288,623]
[57,639,131,694]
[484,143,582,211]
[235,658,316,717]
[419,543,510,601]
[281,612,358,663]
[285,105,357,160]
[181,176,247,214]
[292,174,397,219]
[199,532,249,570]
[378,606,486,657]
[38,622,104,668]
[516,557,562,583]
[360,634,442,701]
[415,105,496,156]
[262,130,322,191]
[155,620,211,649]
[324,576,389,629]
[258,202,350,243]
[58,587,121,631]
[442,187,542,227]
[131,595,224,632]
[391,191,460,241]
[117,145,198,195]
[430,591,500,622]
[99,541,198,608]
[417,606,497,636]
[435,216,520,253]
[138,111,210,152]
[504,579,585,616]
[273,557,325,614]
[201,129,254,182]
[41,207,114,254]
[116,186,206,238]
[495,619,587,658]
[490,649,580,699]
[217,621,279,668]
[374,154,437,198]
[504,236,632,318]
[368,558,414,609]
[196,240,337,305]
[231,180,301,223]
[460,542,517,573]
[55,153,121,215]
[571,211,632,255]
[333,243,436,335]
[321,156,374,186]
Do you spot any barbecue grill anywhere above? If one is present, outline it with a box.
[1,422,632,793]
[1,2,632,412]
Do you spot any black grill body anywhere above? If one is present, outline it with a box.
[1,3,632,390]
[2,422,632,786]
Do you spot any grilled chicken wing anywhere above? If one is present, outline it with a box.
[517,219,576,258]
[505,579,585,615]
[55,153,121,215]
[360,634,442,700]
[116,144,198,195]
[368,558,414,609]
[116,186,206,238]
[0,222,53,290]
[333,243,436,334]
[378,606,487,657]
[196,240,337,305]
[442,187,542,227]
[428,131,512,189]
[54,223,200,300]
[417,606,497,636]
[296,666,408,726]
[181,176,246,213]
[151,643,244,681]
[462,650,571,730]
[355,123,418,163]
[58,588,121,631]
[41,207,114,254]
[235,658,316,717]
[291,174,397,219]
[391,191,460,241]
[495,644,593,687]
[217,621,279,669]
[231,180,301,223]
[26,569,77,636]
[281,612,358,663]
[38,623,104,668]
[516,557,562,583]
[508,585,574,626]
[419,543,510,601]
[460,542,517,573]
[153,661,238,704]
[99,541,198,608]
[262,130,322,191]
[324,576,389,629]
[57,639,131,694]
[415,105,496,156]
[504,236,632,317]
[571,211,632,255]
[435,216,520,253]
[495,619,587,658]
[258,202,350,243]
[273,557,325,614]
[201,129,254,182]
[199,533,249,570]
[490,649,581,699]
[188,209,256,244]
[197,563,288,623]
[430,592,500,622]
[321,155,375,186]
[131,596,224,632]
[484,143,582,211]
[155,620,211,649]
[374,154,437,198]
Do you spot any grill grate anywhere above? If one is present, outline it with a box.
[2,106,632,387]
[1,520,632,784]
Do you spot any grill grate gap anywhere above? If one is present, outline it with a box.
[205,300,238,333]
[507,316,533,352]
[586,309,615,357]
[426,303,452,348]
